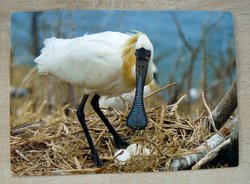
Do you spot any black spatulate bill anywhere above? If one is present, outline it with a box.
[126,48,151,130]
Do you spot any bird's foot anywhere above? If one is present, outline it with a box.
[115,138,130,149]
[92,154,104,167]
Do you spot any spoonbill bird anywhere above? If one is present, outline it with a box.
[35,31,154,167]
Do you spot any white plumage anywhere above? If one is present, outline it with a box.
[35,31,155,166]
[99,64,163,110]
[35,31,154,97]
[99,79,161,110]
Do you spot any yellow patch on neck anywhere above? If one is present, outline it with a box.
[122,34,140,88]
[148,81,160,91]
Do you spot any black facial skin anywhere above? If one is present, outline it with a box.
[126,48,151,130]
[153,72,160,85]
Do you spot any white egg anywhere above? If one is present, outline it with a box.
[126,143,151,156]
[114,149,131,164]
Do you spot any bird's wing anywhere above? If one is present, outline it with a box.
[99,91,135,110]
[35,32,130,89]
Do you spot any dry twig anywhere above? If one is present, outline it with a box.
[201,91,217,132]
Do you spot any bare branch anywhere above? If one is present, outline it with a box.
[11,121,45,136]
[191,138,231,170]
[144,83,176,100]
[212,81,237,129]
[201,91,217,132]
[171,13,193,53]
[170,116,238,171]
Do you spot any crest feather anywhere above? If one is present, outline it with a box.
[122,34,139,58]
[121,33,142,87]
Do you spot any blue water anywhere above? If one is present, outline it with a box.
[11,10,236,90]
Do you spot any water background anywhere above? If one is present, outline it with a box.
[11,10,236,91]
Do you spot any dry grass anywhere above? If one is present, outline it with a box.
[10,97,217,175]
[10,65,224,176]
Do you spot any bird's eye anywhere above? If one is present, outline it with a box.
[146,53,151,60]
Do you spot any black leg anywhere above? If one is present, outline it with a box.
[91,94,130,149]
[76,95,103,167]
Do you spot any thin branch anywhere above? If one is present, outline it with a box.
[201,91,217,132]
[191,138,231,170]
[171,13,193,53]
[170,116,238,171]
[144,83,176,100]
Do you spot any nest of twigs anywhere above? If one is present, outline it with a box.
[10,94,218,176]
